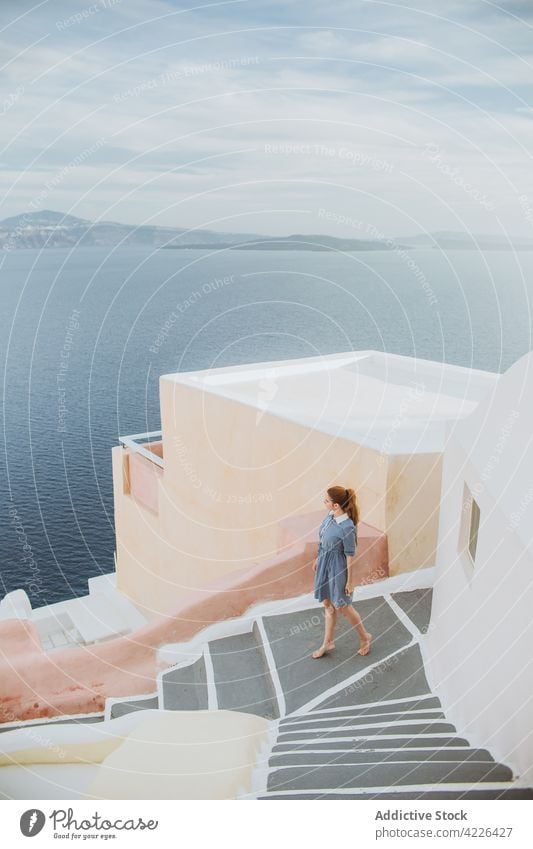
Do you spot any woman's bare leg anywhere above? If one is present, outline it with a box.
[312,600,337,658]
[339,605,372,655]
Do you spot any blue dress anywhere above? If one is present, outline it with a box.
[314,511,357,608]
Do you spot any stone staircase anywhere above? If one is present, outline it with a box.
[102,587,533,799]
[3,587,531,798]
[260,695,527,799]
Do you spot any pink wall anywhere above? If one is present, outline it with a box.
[127,448,163,515]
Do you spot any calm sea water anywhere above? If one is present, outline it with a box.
[1,246,532,605]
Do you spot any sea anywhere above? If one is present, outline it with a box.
[1,245,532,605]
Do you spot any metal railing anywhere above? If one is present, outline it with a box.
[118,430,164,468]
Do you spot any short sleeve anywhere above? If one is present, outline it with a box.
[341,522,356,556]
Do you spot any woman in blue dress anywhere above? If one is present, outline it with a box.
[312,485,372,659]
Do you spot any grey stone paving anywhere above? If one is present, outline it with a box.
[162,655,208,710]
[269,748,497,767]
[278,710,446,732]
[209,627,279,719]
[267,761,514,792]
[278,721,458,740]
[110,696,159,719]
[272,736,471,752]
[312,643,431,711]
[391,588,433,634]
[263,598,412,714]
[281,695,442,723]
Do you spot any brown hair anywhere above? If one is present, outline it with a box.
[327,485,359,525]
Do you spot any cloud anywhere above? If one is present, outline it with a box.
[0,0,532,236]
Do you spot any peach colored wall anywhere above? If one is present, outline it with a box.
[114,378,439,614]
[128,453,163,515]
[112,447,165,618]
[159,377,388,558]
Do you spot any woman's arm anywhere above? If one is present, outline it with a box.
[345,554,356,593]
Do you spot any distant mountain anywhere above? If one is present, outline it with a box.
[0,210,262,251]
[164,234,402,251]
[2,211,532,252]
[399,231,533,250]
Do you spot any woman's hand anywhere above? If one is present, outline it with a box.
[312,559,318,573]
[345,582,354,595]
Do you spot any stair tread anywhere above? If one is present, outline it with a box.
[258,788,533,799]
[110,696,159,719]
[161,655,208,710]
[269,748,496,767]
[209,628,279,719]
[267,761,514,791]
[279,711,446,730]
[273,736,471,752]
[282,696,442,723]
[278,722,457,740]
[311,643,432,712]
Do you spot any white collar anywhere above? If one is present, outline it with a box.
[329,510,349,523]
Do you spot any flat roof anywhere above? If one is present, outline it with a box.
[162,351,499,454]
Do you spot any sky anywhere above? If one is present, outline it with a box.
[1,0,533,237]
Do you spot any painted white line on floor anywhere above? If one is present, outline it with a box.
[255,616,287,718]
[280,707,444,726]
[273,731,468,745]
[270,746,477,756]
[279,718,455,737]
[265,757,497,775]
[384,593,425,639]
[254,780,524,798]
[286,691,437,719]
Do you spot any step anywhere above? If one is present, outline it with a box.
[311,643,432,712]
[277,722,458,741]
[267,761,514,792]
[258,787,533,800]
[390,588,433,634]
[161,655,208,710]
[262,598,414,714]
[109,695,159,720]
[269,748,496,767]
[273,736,471,753]
[279,710,446,732]
[59,593,135,644]
[208,625,279,719]
[283,696,442,724]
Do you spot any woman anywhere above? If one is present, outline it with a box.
[312,485,372,659]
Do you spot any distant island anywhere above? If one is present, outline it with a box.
[1,210,533,252]
[163,236,406,251]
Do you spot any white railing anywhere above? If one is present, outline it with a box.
[118,430,164,468]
